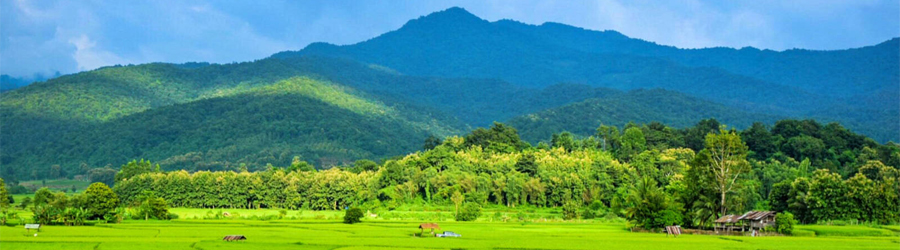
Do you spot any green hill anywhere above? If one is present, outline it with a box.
[508,89,781,143]
[283,7,897,142]
[6,77,461,175]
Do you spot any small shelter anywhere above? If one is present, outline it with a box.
[25,224,41,232]
[223,235,247,241]
[738,211,776,231]
[715,211,777,235]
[419,223,441,236]
[665,225,682,237]
[714,215,742,233]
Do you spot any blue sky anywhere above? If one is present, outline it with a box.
[2,0,898,78]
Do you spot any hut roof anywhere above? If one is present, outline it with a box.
[419,223,441,230]
[714,215,740,224]
[223,235,247,241]
[737,211,776,221]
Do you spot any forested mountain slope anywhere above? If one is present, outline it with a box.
[508,89,781,143]
[5,77,462,175]
[283,7,898,142]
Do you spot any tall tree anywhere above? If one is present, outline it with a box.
[115,159,159,183]
[83,182,120,219]
[699,128,749,216]
[618,127,647,162]
[0,177,9,208]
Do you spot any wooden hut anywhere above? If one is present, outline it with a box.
[714,214,742,233]
[223,235,247,241]
[419,223,441,236]
[738,211,776,231]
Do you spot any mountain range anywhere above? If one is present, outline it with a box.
[2,7,896,180]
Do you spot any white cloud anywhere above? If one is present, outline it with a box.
[68,34,128,71]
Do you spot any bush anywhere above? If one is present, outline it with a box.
[562,202,580,220]
[776,212,797,235]
[344,207,364,224]
[455,203,481,221]
[652,209,683,228]
[588,200,607,212]
[581,209,596,219]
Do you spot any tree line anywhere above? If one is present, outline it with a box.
[111,119,899,229]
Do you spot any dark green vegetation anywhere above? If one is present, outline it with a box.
[289,7,898,141]
[102,120,900,229]
[1,7,897,185]
[343,207,363,224]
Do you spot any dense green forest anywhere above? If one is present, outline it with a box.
[288,7,898,141]
[107,120,899,229]
[507,89,781,143]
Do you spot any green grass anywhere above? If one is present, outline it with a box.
[2,214,897,250]
[18,179,91,193]
[796,225,898,237]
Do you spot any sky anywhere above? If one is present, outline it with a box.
[2,0,898,79]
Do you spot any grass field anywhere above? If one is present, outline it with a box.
[2,216,898,250]
[17,179,91,193]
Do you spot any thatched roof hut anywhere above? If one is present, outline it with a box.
[738,211,776,230]
[223,235,247,241]
[714,214,741,233]
[419,223,441,235]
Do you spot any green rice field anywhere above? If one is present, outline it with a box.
[1,213,897,250]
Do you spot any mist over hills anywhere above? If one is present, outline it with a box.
[1,7,896,179]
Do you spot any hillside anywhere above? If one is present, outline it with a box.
[283,7,897,142]
[508,89,781,143]
[6,77,461,175]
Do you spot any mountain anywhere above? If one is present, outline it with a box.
[9,77,458,172]
[281,7,897,142]
[1,7,896,180]
[508,89,781,143]
[0,54,614,178]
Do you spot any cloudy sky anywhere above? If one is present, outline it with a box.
[2,0,898,78]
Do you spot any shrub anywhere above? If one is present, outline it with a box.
[581,209,596,219]
[133,191,169,220]
[562,202,580,220]
[455,203,481,221]
[776,212,797,235]
[652,209,683,228]
[588,200,607,212]
[344,207,364,224]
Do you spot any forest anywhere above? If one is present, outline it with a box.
[66,118,897,230]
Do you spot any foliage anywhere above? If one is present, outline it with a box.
[343,207,364,224]
[562,201,580,220]
[132,191,170,220]
[464,122,529,153]
[455,203,482,221]
[698,128,750,216]
[776,212,797,235]
[0,177,8,208]
[626,177,681,229]
[83,182,120,219]
[116,159,159,183]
